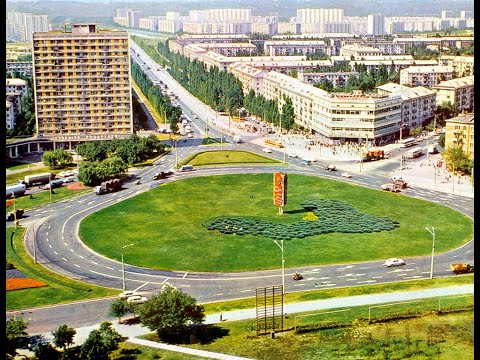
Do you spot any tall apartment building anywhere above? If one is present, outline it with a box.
[7,12,49,42]
[32,24,133,141]
[444,114,474,160]
[431,76,474,113]
[367,14,385,35]
[296,8,344,34]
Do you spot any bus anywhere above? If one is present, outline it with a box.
[405,146,423,158]
[400,137,417,148]
[264,138,283,148]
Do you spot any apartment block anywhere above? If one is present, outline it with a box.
[438,55,474,77]
[431,76,474,113]
[297,71,359,88]
[6,100,15,130]
[367,14,385,35]
[228,64,268,95]
[340,44,383,57]
[399,66,454,87]
[444,114,474,160]
[6,61,33,77]
[168,34,249,55]
[183,43,257,60]
[7,12,49,42]
[6,78,29,98]
[263,40,336,56]
[32,24,133,141]
[376,83,436,129]
[340,40,406,55]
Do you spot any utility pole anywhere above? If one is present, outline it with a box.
[273,240,285,295]
[425,227,435,279]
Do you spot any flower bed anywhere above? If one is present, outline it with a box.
[6,278,48,291]
[67,183,90,190]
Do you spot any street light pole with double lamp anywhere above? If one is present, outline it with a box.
[121,243,134,291]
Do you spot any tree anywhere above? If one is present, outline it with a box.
[6,316,29,359]
[42,149,73,169]
[409,127,423,138]
[109,299,133,324]
[138,284,205,340]
[80,321,122,360]
[51,324,76,350]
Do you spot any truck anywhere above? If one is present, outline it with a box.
[427,145,439,154]
[6,184,27,198]
[381,183,401,192]
[94,178,123,195]
[153,171,174,180]
[362,150,384,162]
[24,172,55,187]
[233,136,243,143]
[450,263,474,274]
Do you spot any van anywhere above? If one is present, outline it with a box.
[180,165,194,172]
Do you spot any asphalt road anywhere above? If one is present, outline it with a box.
[6,43,474,335]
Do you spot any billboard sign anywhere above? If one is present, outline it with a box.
[273,172,287,207]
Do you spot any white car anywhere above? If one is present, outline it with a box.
[262,148,272,153]
[118,290,139,299]
[341,172,352,178]
[384,258,406,267]
[287,152,297,158]
[64,176,75,183]
[187,133,194,138]
[126,295,148,305]
[58,170,74,177]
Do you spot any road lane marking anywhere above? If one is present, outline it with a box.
[48,244,52,248]
[371,276,383,279]
[70,249,74,253]
[214,293,224,296]
[54,251,58,255]
[46,238,49,242]
[64,242,68,246]
[294,283,306,286]
[74,264,81,268]
[106,266,115,270]
[62,257,67,261]
[182,272,188,279]
[404,275,424,279]
[46,232,49,236]
[78,255,84,259]
[356,280,377,284]
[91,261,98,265]
[179,284,191,287]
[240,289,252,292]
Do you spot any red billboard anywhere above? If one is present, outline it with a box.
[273,172,287,207]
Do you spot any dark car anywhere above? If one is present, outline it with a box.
[153,171,174,180]
[6,209,24,221]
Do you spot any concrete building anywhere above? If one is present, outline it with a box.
[297,71,359,88]
[168,34,249,55]
[277,22,301,35]
[6,78,28,98]
[6,100,15,131]
[400,66,454,87]
[6,92,23,122]
[367,14,385,35]
[444,114,474,160]
[183,43,258,61]
[7,12,49,42]
[228,63,268,95]
[438,55,474,77]
[263,40,336,56]
[431,76,474,113]
[340,39,406,55]
[340,44,383,57]
[32,24,133,142]
[376,83,436,129]
[6,61,33,77]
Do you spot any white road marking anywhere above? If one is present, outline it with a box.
[214,293,224,296]
[404,275,424,279]
[74,264,81,268]
[371,276,383,279]
[46,232,49,236]
[294,283,306,286]
[70,249,74,253]
[62,257,67,261]
[315,283,336,287]
[179,284,191,287]
[106,266,115,270]
[182,272,188,279]
[91,261,98,265]
[64,242,68,246]
[78,255,84,259]
[54,251,58,255]
[46,238,49,242]
[87,201,94,205]
[356,280,377,284]
[48,244,52,248]
[240,289,252,293]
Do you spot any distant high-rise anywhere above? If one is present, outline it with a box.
[367,14,385,35]
[7,12,49,42]
[460,11,473,19]
[441,10,453,19]
[32,24,133,140]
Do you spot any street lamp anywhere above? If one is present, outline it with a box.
[121,243,134,291]
[9,191,17,229]
[273,239,285,295]
[425,227,435,279]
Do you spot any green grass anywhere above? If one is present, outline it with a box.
[7,185,91,212]
[79,173,473,272]
[111,342,211,360]
[187,150,279,167]
[139,305,473,360]
[201,275,474,314]
[6,227,117,311]
[6,161,33,170]
[6,164,78,185]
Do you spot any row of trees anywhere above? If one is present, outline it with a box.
[6,317,122,360]
[131,60,181,133]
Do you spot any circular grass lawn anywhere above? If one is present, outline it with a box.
[79,173,474,272]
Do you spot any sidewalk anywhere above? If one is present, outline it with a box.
[27,284,473,359]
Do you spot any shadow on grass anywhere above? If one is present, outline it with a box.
[283,208,309,215]
[159,324,230,345]
[116,347,142,360]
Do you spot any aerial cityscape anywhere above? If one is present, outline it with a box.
[6,0,474,359]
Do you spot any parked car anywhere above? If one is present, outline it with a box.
[64,176,75,183]
[384,258,406,267]
[341,172,352,178]
[301,159,312,165]
[118,291,140,299]
[45,179,64,189]
[287,152,297,158]
[262,148,272,153]
[126,295,148,305]
[187,133,194,138]
[58,170,74,177]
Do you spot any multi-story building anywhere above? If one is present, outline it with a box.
[277,22,301,35]
[228,64,268,95]
[6,100,15,131]
[296,8,344,33]
[431,76,474,113]
[376,83,436,129]
[399,66,454,87]
[444,114,474,160]
[367,14,385,35]
[6,78,28,98]
[32,24,133,142]
[183,43,258,60]
[6,61,34,77]
[263,40,336,56]
[438,55,474,77]
[340,39,406,55]
[297,71,359,88]
[340,44,383,57]
[7,12,49,42]
[168,34,249,54]
[6,92,23,124]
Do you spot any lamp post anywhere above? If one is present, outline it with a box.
[273,239,285,295]
[425,227,435,279]
[10,191,17,229]
[121,243,134,291]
